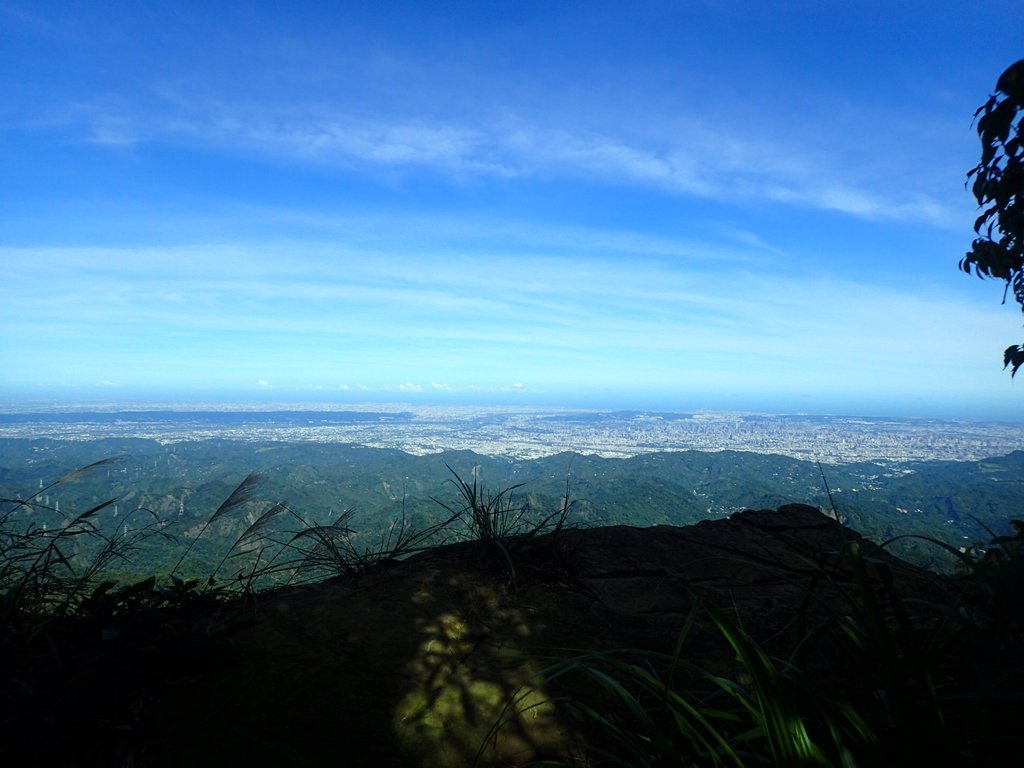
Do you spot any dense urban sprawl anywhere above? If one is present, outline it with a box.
[1,405,1021,464]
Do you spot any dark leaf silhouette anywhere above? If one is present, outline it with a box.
[963,60,1024,375]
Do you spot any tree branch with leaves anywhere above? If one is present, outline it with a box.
[962,59,1024,376]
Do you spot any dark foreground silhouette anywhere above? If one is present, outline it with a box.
[4,505,1022,767]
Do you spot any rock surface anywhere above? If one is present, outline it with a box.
[138,505,955,767]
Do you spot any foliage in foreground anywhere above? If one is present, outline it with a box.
[3,461,1023,767]
[0,461,467,764]
[434,464,575,587]
[492,520,1024,767]
[962,58,1024,375]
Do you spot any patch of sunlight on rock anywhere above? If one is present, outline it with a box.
[393,611,569,767]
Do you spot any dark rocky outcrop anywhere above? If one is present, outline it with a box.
[126,504,958,767]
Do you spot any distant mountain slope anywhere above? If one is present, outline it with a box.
[2,439,1021,572]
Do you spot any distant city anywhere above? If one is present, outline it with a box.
[1,404,1021,464]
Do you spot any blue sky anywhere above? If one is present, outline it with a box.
[1,1,1022,419]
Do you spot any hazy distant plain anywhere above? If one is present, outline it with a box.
[1,405,1021,464]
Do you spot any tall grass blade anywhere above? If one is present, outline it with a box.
[213,501,290,578]
[210,472,261,524]
[171,472,262,576]
[57,457,124,485]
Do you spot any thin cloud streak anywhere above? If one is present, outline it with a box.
[59,99,958,226]
[0,239,1012,400]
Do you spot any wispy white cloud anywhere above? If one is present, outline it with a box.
[223,116,512,174]
[53,94,958,226]
[84,114,142,146]
[0,235,1012,402]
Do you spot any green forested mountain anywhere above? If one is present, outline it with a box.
[1,438,1021,573]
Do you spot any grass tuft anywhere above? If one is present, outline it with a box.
[434,465,575,587]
